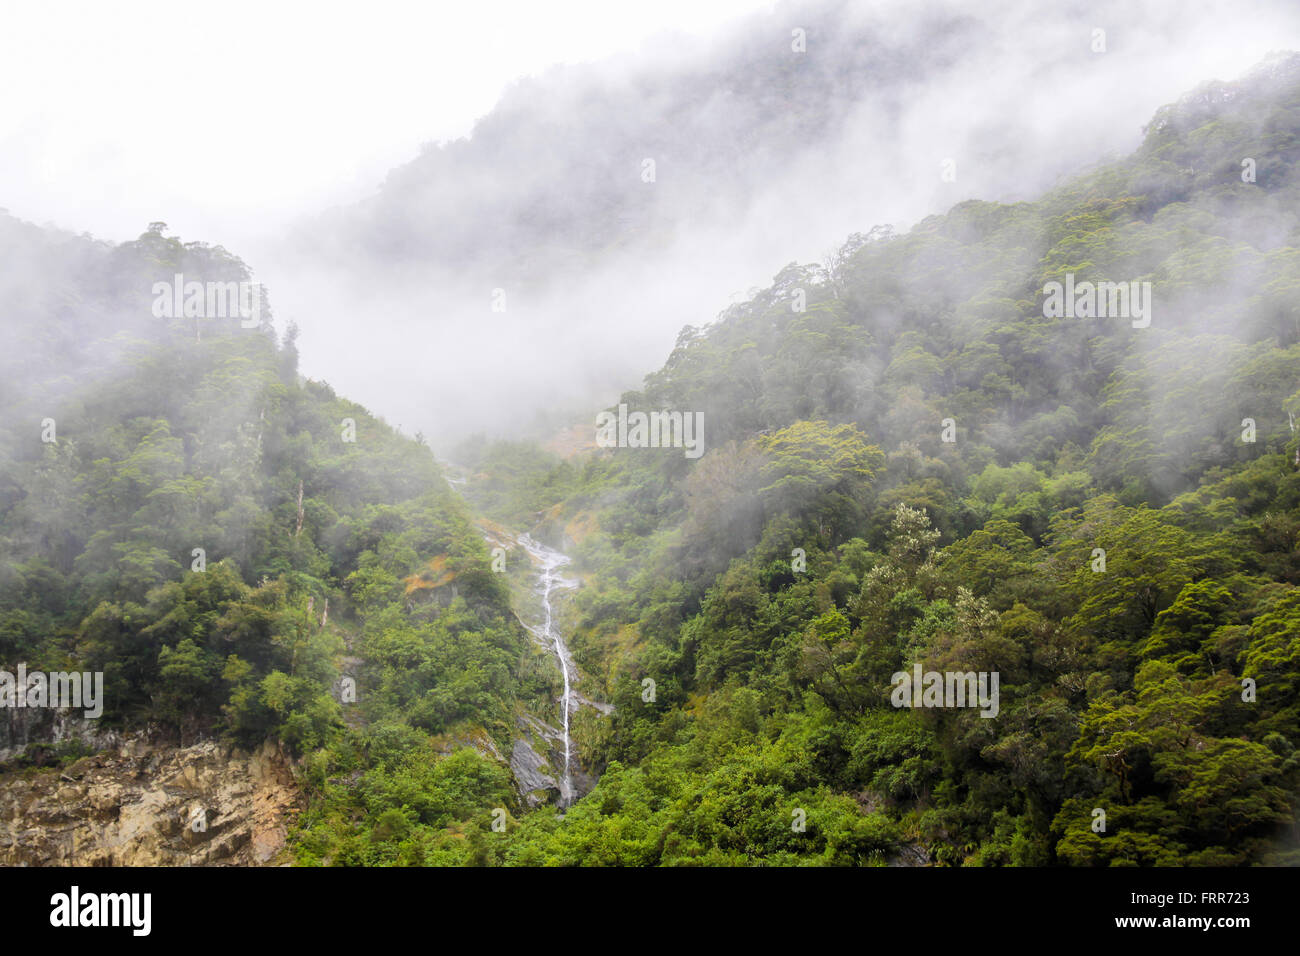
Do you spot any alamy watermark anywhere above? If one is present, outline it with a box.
[595,403,704,459]
[50,886,150,936]
[890,665,999,718]
[151,273,261,328]
[0,664,104,718]
[1042,273,1151,328]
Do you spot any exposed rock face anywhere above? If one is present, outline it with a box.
[0,707,120,763]
[510,738,559,807]
[0,737,301,866]
[510,714,599,808]
[886,844,932,867]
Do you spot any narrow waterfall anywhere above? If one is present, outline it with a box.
[517,533,578,806]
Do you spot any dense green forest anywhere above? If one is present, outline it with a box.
[3,53,1300,866]
[0,221,549,862]
[457,53,1300,865]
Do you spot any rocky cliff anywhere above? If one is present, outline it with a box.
[0,736,301,866]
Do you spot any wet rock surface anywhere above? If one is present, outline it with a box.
[510,738,559,807]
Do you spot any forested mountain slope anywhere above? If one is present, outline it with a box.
[4,51,1300,867]
[0,220,552,863]
[459,52,1300,865]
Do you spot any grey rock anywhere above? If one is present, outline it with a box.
[510,738,558,807]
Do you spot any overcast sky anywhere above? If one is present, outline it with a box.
[0,0,773,244]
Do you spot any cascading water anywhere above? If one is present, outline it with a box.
[443,467,603,809]
[517,533,579,807]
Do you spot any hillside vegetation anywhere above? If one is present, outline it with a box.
[4,53,1300,866]
[461,53,1300,865]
